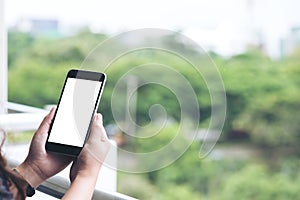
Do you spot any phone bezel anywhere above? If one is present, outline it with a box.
[45,69,106,157]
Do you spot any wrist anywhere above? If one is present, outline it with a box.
[71,167,100,183]
[12,168,36,197]
[16,162,44,188]
[11,168,28,189]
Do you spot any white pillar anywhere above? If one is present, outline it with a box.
[0,0,8,114]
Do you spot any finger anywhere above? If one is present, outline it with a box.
[39,108,56,131]
[90,114,108,141]
[95,113,103,124]
[32,108,56,141]
[44,107,56,127]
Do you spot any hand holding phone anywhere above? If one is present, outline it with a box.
[46,69,106,156]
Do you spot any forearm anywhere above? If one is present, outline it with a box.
[62,174,98,200]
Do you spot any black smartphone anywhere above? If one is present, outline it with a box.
[46,69,106,156]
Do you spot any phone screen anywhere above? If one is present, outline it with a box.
[48,77,103,147]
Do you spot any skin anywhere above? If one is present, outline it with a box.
[14,108,110,199]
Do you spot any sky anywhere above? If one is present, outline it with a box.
[4,0,300,58]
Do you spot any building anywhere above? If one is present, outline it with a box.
[13,18,60,37]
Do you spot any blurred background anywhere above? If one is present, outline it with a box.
[2,0,300,199]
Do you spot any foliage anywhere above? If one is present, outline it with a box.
[221,51,300,146]
[8,30,35,67]
[6,29,300,199]
[118,173,157,199]
[8,64,70,108]
[154,184,202,200]
[219,164,300,200]
[8,29,106,108]
[8,29,300,146]
[6,131,34,143]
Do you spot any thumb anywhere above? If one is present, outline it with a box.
[84,113,110,163]
[88,114,107,142]
[31,108,56,147]
[36,107,56,135]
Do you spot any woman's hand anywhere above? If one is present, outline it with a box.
[16,108,73,188]
[63,113,110,200]
[70,113,110,181]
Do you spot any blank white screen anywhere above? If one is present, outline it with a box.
[48,78,102,147]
